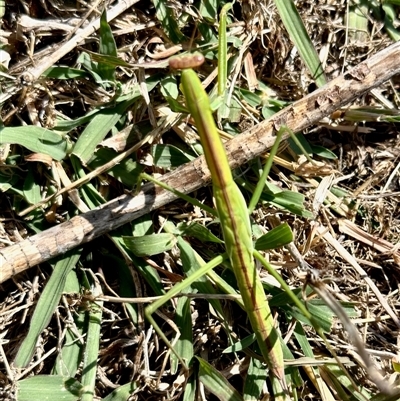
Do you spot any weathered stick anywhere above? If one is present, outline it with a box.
[1,41,400,283]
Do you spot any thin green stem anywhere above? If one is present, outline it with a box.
[248,126,285,213]
[218,3,232,96]
[139,172,217,217]
[145,254,225,368]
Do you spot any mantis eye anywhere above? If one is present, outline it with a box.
[169,53,205,70]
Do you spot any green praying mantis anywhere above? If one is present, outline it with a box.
[144,52,290,398]
[145,10,288,396]
[179,58,285,389]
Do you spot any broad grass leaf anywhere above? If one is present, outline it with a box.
[274,0,326,87]
[151,144,194,168]
[197,357,243,401]
[123,233,177,257]
[17,376,82,401]
[152,0,185,43]
[255,223,293,251]
[0,126,69,160]
[102,382,138,401]
[98,10,117,83]
[14,251,81,368]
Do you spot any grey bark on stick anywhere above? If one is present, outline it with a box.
[1,41,400,283]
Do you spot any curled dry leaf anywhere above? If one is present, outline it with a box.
[24,152,53,166]
[294,155,334,177]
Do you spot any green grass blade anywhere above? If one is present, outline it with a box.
[151,144,194,167]
[274,0,326,87]
[123,233,177,257]
[243,357,267,401]
[110,228,166,298]
[80,279,103,401]
[22,168,41,205]
[14,251,82,368]
[218,3,232,97]
[347,0,369,44]
[89,147,144,188]
[72,99,135,164]
[146,254,225,317]
[177,237,225,315]
[255,223,293,251]
[52,310,86,377]
[197,357,243,401]
[16,376,82,401]
[152,0,185,43]
[381,3,400,41]
[52,269,85,377]
[239,178,313,218]
[70,154,106,208]
[223,333,257,354]
[293,322,326,398]
[178,222,224,244]
[144,255,225,367]
[171,295,194,374]
[199,0,218,20]
[0,0,5,18]
[43,66,91,79]
[0,126,69,160]
[248,127,285,213]
[101,382,138,401]
[182,372,197,401]
[98,10,117,84]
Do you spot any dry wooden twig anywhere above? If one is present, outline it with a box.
[1,41,400,283]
